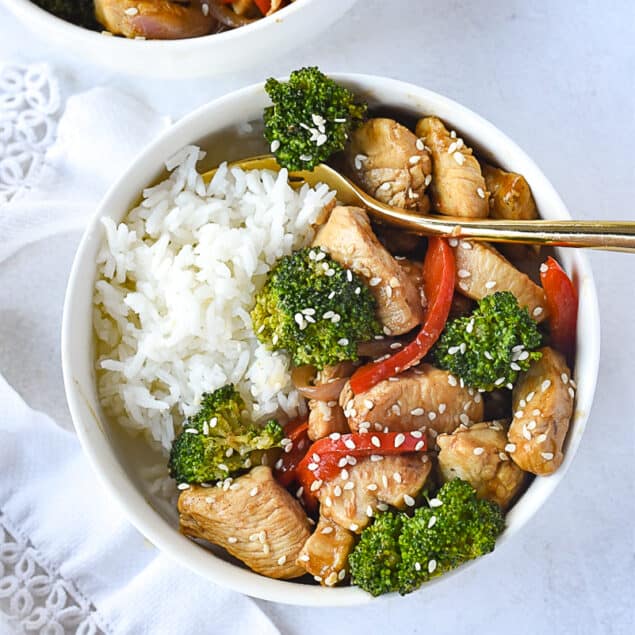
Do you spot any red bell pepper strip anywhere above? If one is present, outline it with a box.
[273,419,309,487]
[540,256,578,363]
[254,0,273,14]
[295,431,427,501]
[350,237,456,394]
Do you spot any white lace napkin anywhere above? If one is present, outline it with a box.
[0,63,279,635]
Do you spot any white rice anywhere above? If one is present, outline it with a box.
[94,145,335,451]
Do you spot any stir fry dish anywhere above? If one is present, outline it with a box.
[94,68,578,596]
[32,0,293,38]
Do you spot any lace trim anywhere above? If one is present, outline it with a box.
[0,63,61,205]
[0,513,105,635]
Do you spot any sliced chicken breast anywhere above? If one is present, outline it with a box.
[297,517,356,586]
[415,116,489,218]
[483,164,538,221]
[312,206,424,335]
[308,365,351,441]
[451,240,548,322]
[345,118,432,214]
[339,365,484,437]
[437,421,526,509]
[508,347,574,475]
[317,453,432,532]
[178,466,311,579]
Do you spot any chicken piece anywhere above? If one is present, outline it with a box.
[312,206,424,335]
[317,454,432,532]
[483,164,538,221]
[508,347,575,476]
[95,0,216,39]
[297,517,356,586]
[415,117,489,218]
[340,365,484,437]
[437,421,526,509]
[308,365,351,441]
[451,240,548,322]
[345,118,432,214]
[398,258,427,313]
[177,466,311,579]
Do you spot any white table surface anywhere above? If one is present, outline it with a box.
[1,1,634,633]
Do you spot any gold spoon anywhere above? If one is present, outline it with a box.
[204,155,635,253]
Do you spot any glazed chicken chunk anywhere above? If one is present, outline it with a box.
[451,240,548,322]
[437,421,526,509]
[345,118,432,214]
[177,467,311,579]
[308,365,351,441]
[483,164,538,221]
[339,365,484,437]
[317,454,432,532]
[507,347,575,476]
[95,0,216,39]
[297,517,356,586]
[312,206,424,335]
[415,116,489,218]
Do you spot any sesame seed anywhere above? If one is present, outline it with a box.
[448,345,460,355]
[428,411,437,421]
[329,432,341,440]
[473,447,485,456]
[325,572,338,586]
[367,483,378,491]
[299,553,310,562]
[568,386,575,398]
[460,413,470,425]
[124,7,139,16]
[428,516,437,529]
[428,559,437,573]
[270,140,281,152]
[404,495,416,507]
[185,428,198,434]
[394,433,406,448]
[515,410,524,418]
[337,457,348,468]
[218,463,229,472]
[296,486,304,498]
[344,481,355,490]
[410,407,424,416]
[350,523,359,531]
[258,531,266,543]
[541,452,554,461]
[277,555,287,566]
[540,263,548,273]
[494,377,505,386]
[416,138,425,150]
[541,380,552,392]
[526,391,535,402]
[505,443,516,453]
[522,427,532,440]
[450,130,457,138]
[448,142,458,154]
[379,182,392,191]
[344,438,356,450]
[415,562,422,571]
[369,277,382,286]
[338,338,349,346]
[393,472,403,484]
[333,485,342,497]
[527,420,537,430]
[325,496,333,507]
[448,375,458,386]
[453,152,465,165]
[438,403,447,414]
[477,187,486,199]
[415,440,425,451]
[370,436,381,448]
[177,483,190,490]
[425,174,433,186]
[484,351,493,360]
[458,269,471,278]
[561,373,569,385]
[250,487,258,497]
[370,454,384,462]
[310,479,323,492]
[366,505,374,517]
[409,155,422,165]
[307,462,318,471]
[354,153,368,170]
[340,468,349,480]
[449,238,459,247]
[536,434,547,443]
[338,569,347,581]
[533,307,544,318]
[299,154,313,162]
[377,503,389,511]
[321,525,334,535]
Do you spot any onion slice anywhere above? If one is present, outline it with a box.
[291,363,353,402]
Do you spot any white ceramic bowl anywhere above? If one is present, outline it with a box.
[3,0,357,78]
[62,74,601,606]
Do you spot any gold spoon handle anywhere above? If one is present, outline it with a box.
[356,189,635,253]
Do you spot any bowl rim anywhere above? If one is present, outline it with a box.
[4,0,314,48]
[61,73,601,606]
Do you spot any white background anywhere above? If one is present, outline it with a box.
[0,0,633,633]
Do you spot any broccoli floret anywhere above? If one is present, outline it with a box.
[347,512,403,597]
[348,479,505,596]
[433,291,542,391]
[397,479,505,594]
[32,1,98,29]
[168,385,283,484]
[263,67,367,171]
[251,247,381,369]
